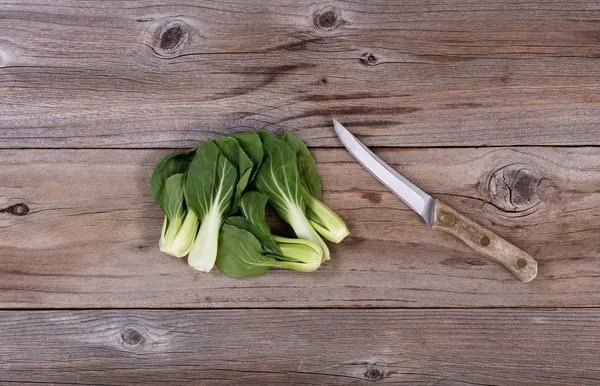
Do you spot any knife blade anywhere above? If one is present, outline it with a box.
[333,119,537,282]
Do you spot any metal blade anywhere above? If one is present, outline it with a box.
[333,119,436,227]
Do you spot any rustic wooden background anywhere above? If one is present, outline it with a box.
[1,0,599,384]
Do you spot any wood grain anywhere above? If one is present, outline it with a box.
[1,0,599,148]
[0,308,599,385]
[1,146,599,308]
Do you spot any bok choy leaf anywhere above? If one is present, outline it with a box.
[214,136,253,213]
[279,131,349,243]
[255,131,330,261]
[185,140,238,272]
[158,174,198,257]
[216,221,322,278]
[231,131,263,182]
[150,150,199,257]
[215,190,322,278]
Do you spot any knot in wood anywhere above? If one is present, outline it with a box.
[314,7,341,30]
[120,328,145,347]
[1,203,29,216]
[364,365,385,381]
[161,25,183,50]
[360,53,378,66]
[153,20,188,57]
[488,164,546,212]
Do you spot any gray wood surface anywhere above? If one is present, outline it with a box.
[1,0,599,148]
[1,309,599,385]
[1,147,598,308]
[1,1,599,383]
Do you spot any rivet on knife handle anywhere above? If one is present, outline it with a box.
[432,201,537,282]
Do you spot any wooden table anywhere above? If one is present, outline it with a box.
[1,1,599,384]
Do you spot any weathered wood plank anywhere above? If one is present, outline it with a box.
[1,147,599,308]
[1,309,599,385]
[1,1,599,148]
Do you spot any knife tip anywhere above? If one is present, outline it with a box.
[332,118,343,133]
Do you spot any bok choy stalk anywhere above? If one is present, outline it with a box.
[215,192,322,278]
[255,131,330,261]
[185,140,239,272]
[279,132,350,243]
[150,150,199,257]
[158,174,198,256]
[240,191,322,269]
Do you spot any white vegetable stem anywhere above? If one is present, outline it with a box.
[159,211,199,258]
[171,211,199,256]
[188,205,221,272]
[287,203,330,261]
[302,187,350,244]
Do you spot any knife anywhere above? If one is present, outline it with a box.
[333,119,537,282]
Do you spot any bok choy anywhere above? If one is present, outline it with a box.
[150,150,198,257]
[185,140,238,272]
[255,131,330,261]
[279,132,350,243]
[215,191,322,278]
[150,128,350,278]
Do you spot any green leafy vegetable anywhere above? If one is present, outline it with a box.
[279,131,349,243]
[270,235,322,272]
[214,136,253,212]
[225,216,281,256]
[150,129,350,278]
[150,150,198,257]
[215,189,323,278]
[216,223,322,278]
[255,131,330,261]
[157,174,199,257]
[239,191,271,236]
[185,140,238,272]
[150,150,196,210]
[231,131,263,182]
[215,224,272,278]
[278,131,322,199]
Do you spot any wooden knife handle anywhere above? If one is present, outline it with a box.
[432,200,537,282]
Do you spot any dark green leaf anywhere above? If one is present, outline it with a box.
[225,216,282,256]
[231,131,263,181]
[162,173,186,222]
[256,131,330,260]
[216,224,272,278]
[150,150,195,213]
[255,131,303,221]
[278,131,312,158]
[240,191,271,236]
[185,140,239,272]
[185,139,238,220]
[279,131,322,200]
[214,136,253,213]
